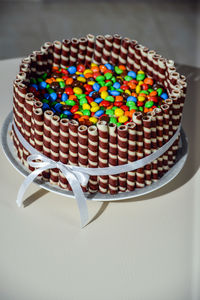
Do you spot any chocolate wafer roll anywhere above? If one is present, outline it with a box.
[147,50,156,77]
[33,107,44,153]
[53,41,62,68]
[43,110,54,180]
[132,112,145,188]
[152,54,161,82]
[50,115,60,185]
[36,51,45,75]
[60,39,71,68]
[127,40,138,70]
[143,116,152,185]
[154,108,164,177]
[117,125,128,192]
[78,125,88,192]
[110,34,122,65]
[77,37,88,65]
[88,125,98,193]
[127,122,136,191]
[85,34,95,67]
[40,48,48,74]
[93,35,105,65]
[171,91,181,162]
[69,38,79,66]
[108,123,118,194]
[164,99,174,168]
[161,103,170,172]
[139,45,149,73]
[102,34,113,64]
[23,93,34,143]
[147,111,158,181]
[97,121,108,194]
[29,53,37,77]
[118,37,130,65]
[178,78,187,118]
[15,82,27,132]
[45,42,53,72]
[68,119,79,166]
[59,118,69,190]
[134,44,142,72]
[158,57,166,84]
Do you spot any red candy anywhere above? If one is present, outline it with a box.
[149,96,158,103]
[84,84,93,93]
[70,105,79,113]
[137,101,144,107]
[65,87,73,95]
[77,64,85,72]
[120,105,129,111]
[101,100,111,107]
[114,101,123,107]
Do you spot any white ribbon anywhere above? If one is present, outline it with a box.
[13,121,181,227]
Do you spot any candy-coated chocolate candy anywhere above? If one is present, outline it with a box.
[106,109,114,116]
[135,85,141,94]
[96,75,105,82]
[138,96,146,102]
[89,117,98,124]
[124,75,132,81]
[157,88,163,96]
[50,92,57,101]
[91,106,99,112]
[94,97,103,104]
[61,93,68,102]
[42,103,50,110]
[101,91,109,99]
[65,100,76,106]
[82,103,90,110]
[105,63,114,70]
[39,81,47,89]
[127,96,137,103]
[73,87,83,95]
[101,100,110,107]
[65,87,74,95]
[113,82,121,89]
[90,101,98,107]
[83,109,91,116]
[110,90,120,96]
[85,84,93,93]
[80,98,88,105]
[71,105,79,113]
[120,105,129,111]
[136,73,145,81]
[114,101,123,107]
[118,115,128,123]
[149,96,158,103]
[110,116,117,123]
[68,66,77,74]
[127,71,137,79]
[104,72,113,80]
[145,101,154,108]
[161,92,168,100]
[77,64,85,72]
[115,108,124,117]
[59,81,66,89]
[94,110,104,117]
[114,66,123,74]
[105,95,115,102]
[93,83,100,92]
[77,76,86,83]
[63,110,73,116]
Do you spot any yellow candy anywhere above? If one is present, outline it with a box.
[88,81,95,85]
[138,70,145,74]
[82,103,90,110]
[91,106,99,113]
[84,69,93,75]
[60,101,65,105]
[77,76,86,83]
[56,78,64,82]
[115,108,124,117]
[125,89,131,95]
[89,117,98,124]
[75,111,83,116]
[91,63,98,67]
[138,81,144,86]
[101,91,109,99]
[136,85,141,94]
[138,96,146,102]
[91,101,98,107]
[76,71,82,75]
[73,87,83,95]
[118,115,128,123]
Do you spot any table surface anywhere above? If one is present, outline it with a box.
[0,58,199,300]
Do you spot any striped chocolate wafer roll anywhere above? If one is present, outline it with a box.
[142,116,152,185]
[97,120,109,194]
[88,125,98,193]
[15,82,27,132]
[132,112,145,188]
[110,34,122,65]
[139,45,149,73]
[69,38,79,66]
[161,103,170,172]
[134,44,142,72]
[36,51,45,75]
[127,122,136,191]
[60,39,70,69]
[41,42,52,73]
[59,118,69,189]
[117,125,128,192]
[43,110,54,180]
[85,34,95,67]
[45,42,53,72]
[171,91,181,162]
[68,119,79,166]
[147,50,156,78]
[118,37,130,65]
[152,53,161,82]
[165,99,174,168]
[158,57,167,84]
[102,34,113,64]
[108,123,118,194]
[33,107,44,153]
[53,41,62,68]
[78,125,88,192]
[29,53,37,77]
[77,37,88,65]
[127,40,138,71]
[154,108,164,177]
[50,115,60,185]
[93,35,105,65]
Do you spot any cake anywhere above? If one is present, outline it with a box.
[12,34,187,195]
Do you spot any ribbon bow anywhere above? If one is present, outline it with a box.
[17,154,90,227]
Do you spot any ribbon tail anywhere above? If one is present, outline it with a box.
[16,166,49,207]
[66,174,89,228]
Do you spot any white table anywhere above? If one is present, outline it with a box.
[0,58,199,300]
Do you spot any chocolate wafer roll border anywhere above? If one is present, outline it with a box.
[142,116,152,186]
[127,122,136,191]
[108,123,118,194]
[117,125,128,192]
[59,118,69,190]
[88,125,98,193]
[50,115,60,185]
[78,125,88,192]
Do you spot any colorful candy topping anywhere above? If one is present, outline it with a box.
[29,63,168,126]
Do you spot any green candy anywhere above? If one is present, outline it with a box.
[124,75,132,81]
[117,122,122,127]
[62,114,70,118]
[157,88,163,96]
[116,88,123,93]
[110,86,115,91]
[96,75,105,82]
[106,109,114,116]
[105,96,115,102]
[42,99,49,103]
[111,76,117,83]
[140,90,149,95]
[145,101,154,108]
[37,78,43,83]
[110,117,117,124]
[51,101,57,107]
[47,88,54,94]
[139,107,143,112]
[114,66,123,74]
[60,113,64,119]
[42,73,48,80]
[105,81,112,87]
[99,81,106,87]
[136,73,145,81]
[80,98,88,105]
[30,78,37,84]
[59,81,66,89]
[104,72,112,80]
[148,88,154,93]
[77,94,86,100]
[65,100,76,106]
[46,84,50,89]
[126,102,135,107]
[83,109,91,116]
[112,106,118,110]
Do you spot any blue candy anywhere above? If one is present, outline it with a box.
[61,93,68,102]
[42,103,50,110]
[31,84,38,90]
[127,71,137,79]
[94,109,104,117]
[89,91,95,97]
[39,81,47,89]
[50,92,57,101]
[44,93,50,100]
[161,93,168,100]
[113,82,121,89]
[54,103,63,111]
[127,96,137,103]
[94,97,103,104]
[63,110,72,116]
[68,66,77,74]
[110,90,120,96]
[93,83,100,92]
[105,63,114,70]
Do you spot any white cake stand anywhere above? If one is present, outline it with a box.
[1,111,188,202]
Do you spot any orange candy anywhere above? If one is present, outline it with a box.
[144,77,154,85]
[118,65,126,70]
[99,65,107,73]
[52,66,59,71]
[115,95,123,102]
[46,78,53,84]
[68,95,77,100]
[99,86,108,93]
[91,65,99,73]
[129,109,136,117]
[131,92,137,97]
[149,91,157,96]
[65,78,73,85]
[128,82,136,90]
